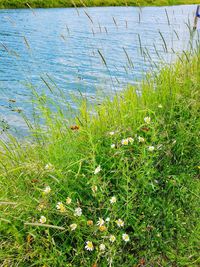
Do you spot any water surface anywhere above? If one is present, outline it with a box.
[0,5,198,133]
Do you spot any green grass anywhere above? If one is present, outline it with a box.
[0,46,199,266]
[0,0,199,9]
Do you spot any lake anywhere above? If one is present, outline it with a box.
[0,5,198,133]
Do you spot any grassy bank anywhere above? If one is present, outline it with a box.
[0,0,199,9]
[0,47,200,266]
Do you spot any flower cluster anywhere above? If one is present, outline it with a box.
[84,231,130,252]
[36,117,157,258]
[107,117,155,153]
[37,185,130,255]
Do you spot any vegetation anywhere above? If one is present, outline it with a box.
[0,0,200,9]
[0,44,199,266]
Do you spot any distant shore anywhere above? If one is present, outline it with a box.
[0,0,199,9]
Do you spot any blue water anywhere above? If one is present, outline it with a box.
[0,5,198,132]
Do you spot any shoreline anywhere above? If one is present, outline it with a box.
[0,0,199,9]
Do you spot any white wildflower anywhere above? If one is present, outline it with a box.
[122,233,130,242]
[74,207,82,217]
[109,235,116,243]
[106,217,110,222]
[66,197,72,204]
[94,165,101,175]
[138,136,145,143]
[99,243,106,251]
[85,241,94,251]
[121,138,129,145]
[56,202,66,213]
[144,116,151,124]
[43,186,51,194]
[127,137,134,144]
[70,223,77,231]
[97,218,105,226]
[148,146,155,152]
[116,219,124,227]
[39,215,46,224]
[110,196,117,204]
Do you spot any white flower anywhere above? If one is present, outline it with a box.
[111,144,115,148]
[109,235,116,243]
[44,163,54,171]
[144,116,151,124]
[85,241,94,251]
[56,202,62,209]
[109,131,115,136]
[97,218,105,226]
[158,104,163,108]
[121,138,129,145]
[148,146,155,152]
[56,202,66,212]
[39,215,46,224]
[122,233,130,242]
[138,136,145,143]
[110,196,117,204]
[127,137,134,144]
[105,217,110,222]
[94,165,101,175]
[66,197,72,204]
[70,223,77,231]
[116,219,124,227]
[91,185,98,193]
[99,243,106,251]
[43,186,51,194]
[74,207,82,217]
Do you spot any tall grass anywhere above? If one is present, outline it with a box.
[0,40,199,266]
